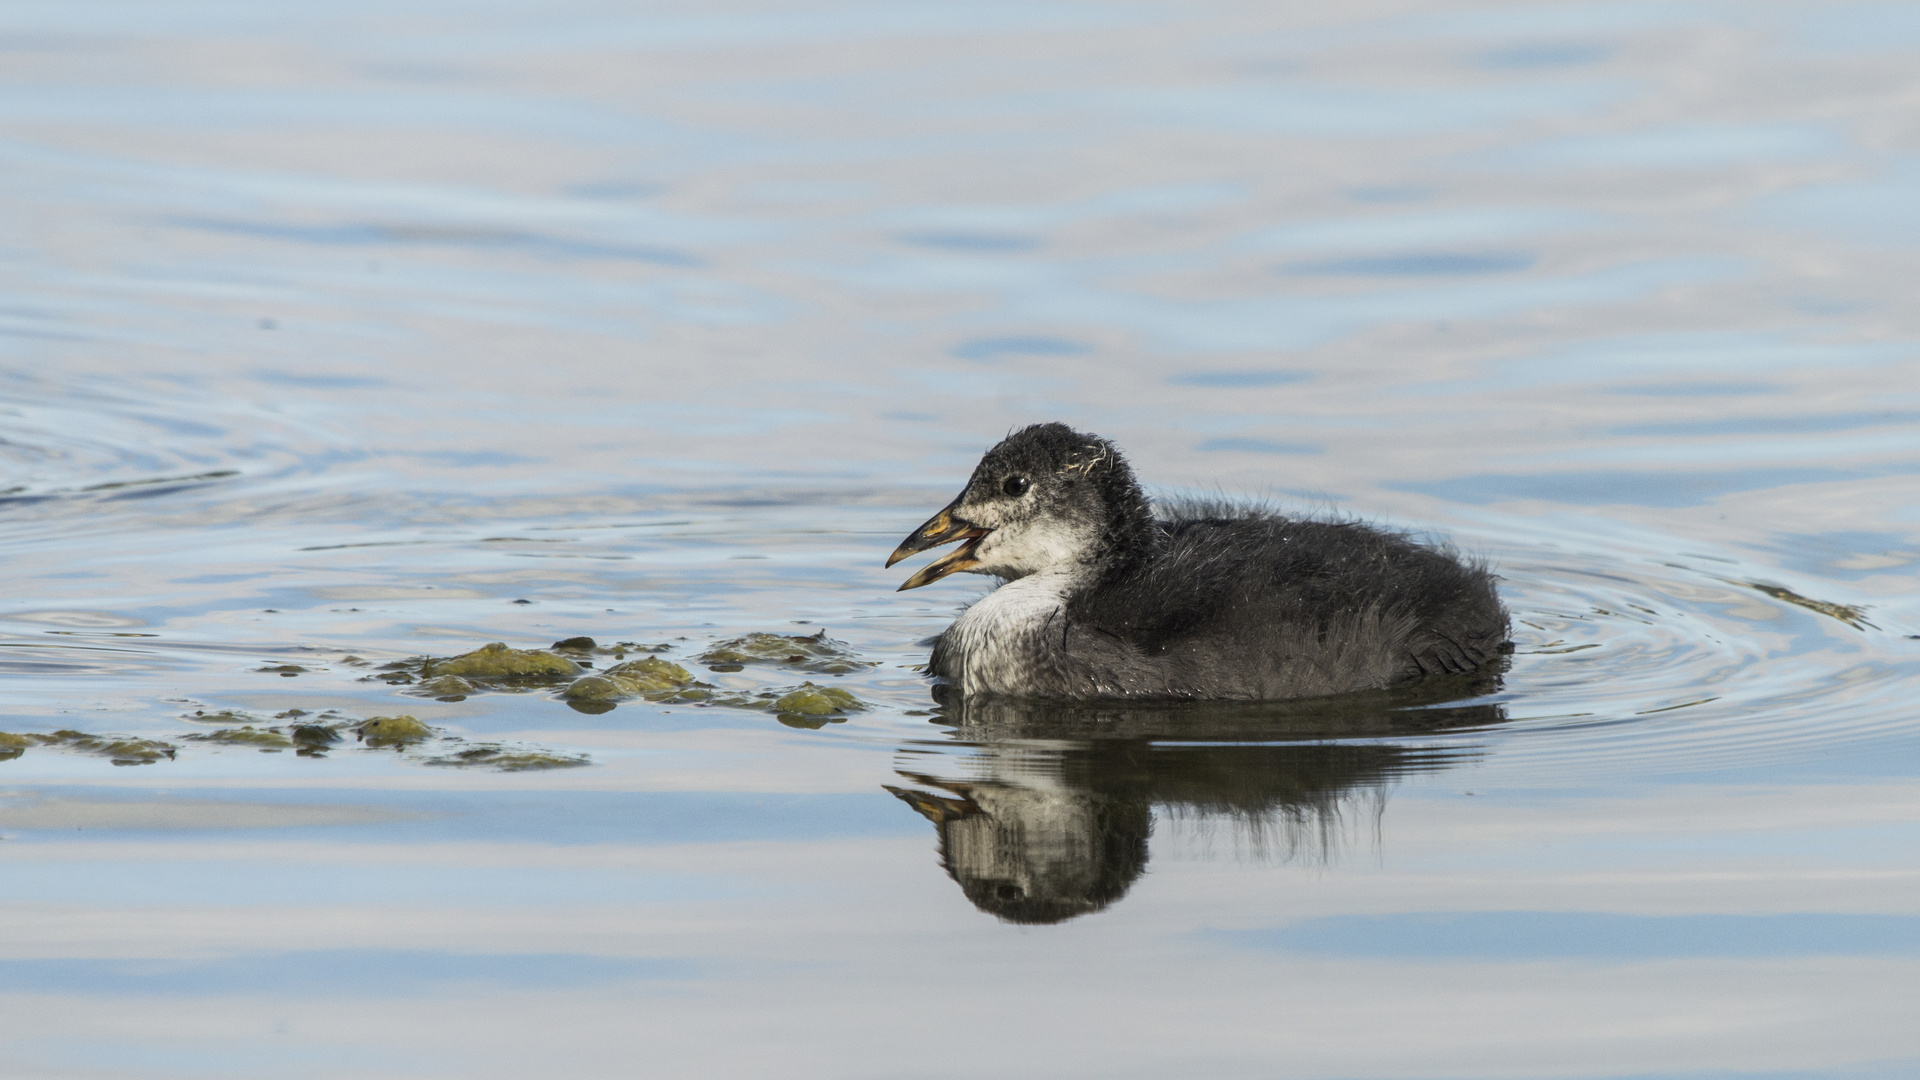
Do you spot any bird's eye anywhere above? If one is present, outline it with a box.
[1001,475,1030,497]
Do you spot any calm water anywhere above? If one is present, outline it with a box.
[4,1,1920,1076]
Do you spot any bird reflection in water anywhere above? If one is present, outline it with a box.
[886,672,1509,924]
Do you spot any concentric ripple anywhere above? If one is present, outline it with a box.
[1477,524,1920,779]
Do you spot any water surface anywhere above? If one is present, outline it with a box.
[4,1,1920,1077]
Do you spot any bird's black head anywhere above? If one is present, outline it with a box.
[888,423,1154,590]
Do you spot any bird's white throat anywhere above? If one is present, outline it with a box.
[945,570,1082,696]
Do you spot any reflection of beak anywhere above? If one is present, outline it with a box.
[887,501,990,591]
[884,784,980,824]
[885,771,982,823]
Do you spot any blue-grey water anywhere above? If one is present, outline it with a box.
[4,1,1920,1077]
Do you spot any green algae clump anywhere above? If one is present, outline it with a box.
[36,730,178,766]
[603,656,698,692]
[0,731,28,761]
[771,683,866,716]
[561,675,629,703]
[427,642,581,680]
[695,630,874,675]
[290,724,342,757]
[411,675,477,700]
[357,715,433,747]
[769,684,862,728]
[562,657,709,705]
[423,744,590,772]
[187,727,295,751]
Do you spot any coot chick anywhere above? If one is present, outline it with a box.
[888,423,1509,700]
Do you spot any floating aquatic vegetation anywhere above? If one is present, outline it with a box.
[427,642,581,680]
[412,675,478,700]
[557,657,821,716]
[356,715,434,747]
[560,657,712,714]
[185,726,295,751]
[370,662,418,685]
[369,642,583,691]
[422,745,591,771]
[1743,581,1875,630]
[772,682,866,715]
[349,632,874,729]
[543,634,877,722]
[179,707,367,755]
[64,732,180,766]
[290,723,344,757]
[11,705,585,773]
[603,656,703,692]
[0,730,178,766]
[563,657,703,701]
[256,664,309,677]
[695,630,874,675]
[771,682,868,729]
[560,675,630,705]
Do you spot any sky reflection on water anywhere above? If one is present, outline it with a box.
[3,0,1920,1077]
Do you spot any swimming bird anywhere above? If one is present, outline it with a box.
[887,422,1509,700]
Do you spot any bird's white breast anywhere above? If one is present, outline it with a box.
[945,572,1073,696]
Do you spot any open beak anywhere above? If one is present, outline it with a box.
[887,500,990,591]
